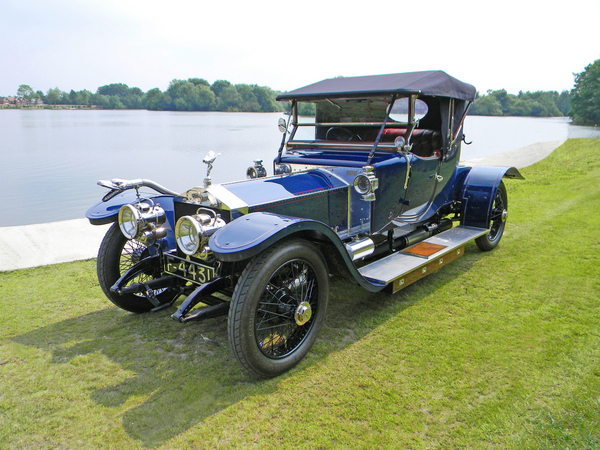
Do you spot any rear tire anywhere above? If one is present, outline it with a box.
[475,181,508,251]
[228,239,329,377]
[97,223,174,313]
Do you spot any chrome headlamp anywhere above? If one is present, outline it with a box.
[118,201,166,241]
[175,216,203,256]
[353,166,379,201]
[175,208,226,257]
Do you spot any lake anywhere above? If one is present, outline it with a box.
[1,110,599,227]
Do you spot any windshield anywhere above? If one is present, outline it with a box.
[290,96,429,143]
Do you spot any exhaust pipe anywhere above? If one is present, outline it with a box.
[393,219,453,251]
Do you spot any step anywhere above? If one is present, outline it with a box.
[358,226,489,293]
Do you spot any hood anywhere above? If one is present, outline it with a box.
[207,168,349,214]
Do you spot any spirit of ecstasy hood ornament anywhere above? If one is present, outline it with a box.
[203,151,220,187]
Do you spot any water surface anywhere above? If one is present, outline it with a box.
[1,110,598,227]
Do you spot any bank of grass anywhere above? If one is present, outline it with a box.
[1,138,599,449]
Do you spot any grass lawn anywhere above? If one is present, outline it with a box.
[1,139,599,449]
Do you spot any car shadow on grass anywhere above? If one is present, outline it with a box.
[11,248,481,447]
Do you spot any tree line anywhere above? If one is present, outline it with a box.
[469,89,571,117]
[11,80,574,118]
[12,79,290,113]
[10,61,600,124]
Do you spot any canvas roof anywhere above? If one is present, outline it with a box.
[277,71,476,102]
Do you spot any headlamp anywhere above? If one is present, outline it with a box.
[118,201,166,241]
[353,166,379,201]
[175,216,203,256]
[174,208,226,258]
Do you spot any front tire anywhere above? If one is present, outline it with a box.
[228,239,329,378]
[97,222,174,313]
[475,181,508,251]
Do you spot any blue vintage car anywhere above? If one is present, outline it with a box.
[87,71,523,377]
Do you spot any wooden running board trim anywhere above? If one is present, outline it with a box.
[392,245,464,293]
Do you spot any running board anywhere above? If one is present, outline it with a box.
[359,226,489,293]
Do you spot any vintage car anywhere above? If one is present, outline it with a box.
[86,71,523,377]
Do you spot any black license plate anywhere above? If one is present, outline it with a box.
[164,253,215,284]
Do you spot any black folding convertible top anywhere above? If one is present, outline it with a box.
[277,70,476,102]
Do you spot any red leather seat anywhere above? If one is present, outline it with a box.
[381,129,442,157]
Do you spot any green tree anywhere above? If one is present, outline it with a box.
[144,88,166,110]
[557,90,571,116]
[216,85,241,111]
[210,80,232,98]
[193,84,216,110]
[122,93,143,109]
[236,84,261,112]
[97,83,130,98]
[35,90,45,103]
[46,87,62,104]
[107,95,125,109]
[297,102,316,115]
[17,84,34,101]
[570,59,600,125]
[188,78,210,88]
[166,79,216,111]
[253,85,281,112]
[472,95,502,115]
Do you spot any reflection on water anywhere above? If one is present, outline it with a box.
[1,110,599,227]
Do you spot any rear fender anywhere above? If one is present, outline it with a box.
[460,166,524,229]
[209,212,386,292]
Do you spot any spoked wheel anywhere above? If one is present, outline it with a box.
[476,181,508,251]
[228,239,329,378]
[97,223,175,313]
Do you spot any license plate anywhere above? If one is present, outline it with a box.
[164,253,215,284]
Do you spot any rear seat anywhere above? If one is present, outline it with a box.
[381,129,442,158]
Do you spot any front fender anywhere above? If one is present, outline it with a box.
[460,166,524,229]
[209,212,386,292]
[210,212,336,262]
[86,193,176,229]
[87,194,177,252]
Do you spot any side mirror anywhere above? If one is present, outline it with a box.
[278,117,287,134]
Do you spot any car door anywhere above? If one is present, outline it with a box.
[396,154,440,221]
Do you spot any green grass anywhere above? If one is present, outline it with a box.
[1,138,599,449]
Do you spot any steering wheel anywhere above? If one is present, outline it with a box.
[326,127,362,142]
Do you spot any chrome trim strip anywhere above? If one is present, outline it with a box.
[206,184,249,212]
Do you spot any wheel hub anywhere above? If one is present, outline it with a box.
[501,209,508,222]
[294,301,312,326]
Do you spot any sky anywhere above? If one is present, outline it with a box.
[1,0,599,97]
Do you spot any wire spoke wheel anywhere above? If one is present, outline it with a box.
[118,238,160,291]
[255,259,318,358]
[476,181,508,251]
[228,240,329,377]
[97,223,175,313]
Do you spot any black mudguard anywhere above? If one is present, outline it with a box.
[209,212,386,292]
